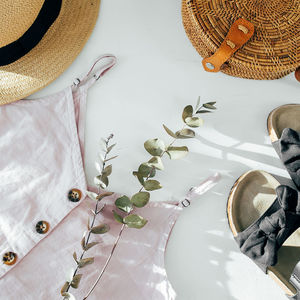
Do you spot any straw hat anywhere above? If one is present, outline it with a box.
[0,0,100,105]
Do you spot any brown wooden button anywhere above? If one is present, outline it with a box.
[3,252,17,265]
[36,221,50,234]
[68,188,82,202]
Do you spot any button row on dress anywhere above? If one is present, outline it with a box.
[2,252,17,266]
[2,188,82,267]
[35,221,50,234]
[68,188,82,202]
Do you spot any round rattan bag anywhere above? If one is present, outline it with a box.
[182,0,300,81]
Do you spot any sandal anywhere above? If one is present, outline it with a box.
[227,170,300,299]
[268,104,300,190]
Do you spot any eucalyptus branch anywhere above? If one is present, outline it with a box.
[62,98,216,300]
[61,135,117,300]
[112,97,217,230]
[83,98,217,299]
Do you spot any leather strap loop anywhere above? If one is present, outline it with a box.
[202,18,254,73]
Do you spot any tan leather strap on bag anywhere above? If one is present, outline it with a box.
[202,18,255,73]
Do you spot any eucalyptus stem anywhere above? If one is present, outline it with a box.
[83,223,125,300]
[64,135,114,295]
[84,129,185,298]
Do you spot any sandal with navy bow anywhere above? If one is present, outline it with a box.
[227,104,300,299]
[268,104,300,191]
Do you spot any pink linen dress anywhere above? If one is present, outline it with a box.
[0,54,219,299]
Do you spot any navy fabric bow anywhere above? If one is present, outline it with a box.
[235,185,300,267]
[279,128,300,190]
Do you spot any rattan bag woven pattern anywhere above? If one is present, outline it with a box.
[182,0,300,80]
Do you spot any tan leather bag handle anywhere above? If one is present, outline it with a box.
[202,18,300,82]
[202,18,254,73]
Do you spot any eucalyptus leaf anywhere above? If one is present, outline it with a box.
[196,109,212,114]
[91,224,110,234]
[61,282,69,295]
[100,174,109,187]
[133,171,144,185]
[104,155,118,162]
[184,117,203,128]
[97,191,114,201]
[163,124,177,138]
[62,292,76,300]
[78,257,94,268]
[131,192,150,207]
[87,217,91,230]
[107,143,116,154]
[113,210,124,224]
[203,103,216,110]
[143,180,162,191]
[85,242,99,251]
[123,214,148,229]
[94,176,107,189]
[206,101,216,105]
[103,165,112,176]
[148,156,164,170]
[86,191,98,201]
[73,252,77,263]
[70,274,82,289]
[167,146,189,159]
[175,128,195,139]
[81,237,86,250]
[182,105,193,122]
[115,195,132,213]
[144,139,165,156]
[138,163,156,178]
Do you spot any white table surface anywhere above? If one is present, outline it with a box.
[32,1,300,299]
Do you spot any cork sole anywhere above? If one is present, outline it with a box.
[267,104,300,143]
[227,170,300,296]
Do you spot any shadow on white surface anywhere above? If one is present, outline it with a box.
[165,129,291,300]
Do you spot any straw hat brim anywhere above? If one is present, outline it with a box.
[0,0,100,105]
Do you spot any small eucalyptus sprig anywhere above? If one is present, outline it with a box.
[61,134,117,300]
[112,97,216,227]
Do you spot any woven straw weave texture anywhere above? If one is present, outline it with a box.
[182,0,300,79]
[0,0,100,105]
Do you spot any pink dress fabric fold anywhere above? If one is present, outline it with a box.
[0,55,219,299]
